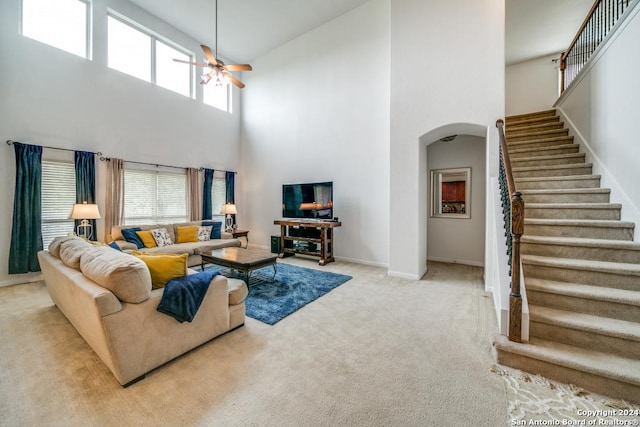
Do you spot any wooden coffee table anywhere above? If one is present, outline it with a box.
[200,247,278,284]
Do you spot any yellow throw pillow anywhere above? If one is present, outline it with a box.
[131,252,188,289]
[175,225,198,244]
[135,230,158,248]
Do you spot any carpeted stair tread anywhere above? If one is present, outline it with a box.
[494,334,640,386]
[513,163,592,173]
[505,116,560,128]
[515,174,601,184]
[511,152,585,163]
[515,175,602,190]
[529,305,640,343]
[521,235,640,251]
[506,124,566,135]
[506,109,557,121]
[525,218,634,228]
[520,188,610,196]
[522,255,640,277]
[526,278,640,309]
[507,135,574,147]
[525,202,620,210]
[509,143,579,156]
[506,128,569,141]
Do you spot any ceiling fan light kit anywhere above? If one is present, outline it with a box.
[173,0,252,89]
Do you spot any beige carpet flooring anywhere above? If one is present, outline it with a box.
[0,260,509,426]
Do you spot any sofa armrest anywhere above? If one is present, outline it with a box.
[221,232,233,239]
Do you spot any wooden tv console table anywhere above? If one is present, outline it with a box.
[274,219,341,265]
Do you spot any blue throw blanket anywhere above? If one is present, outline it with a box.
[157,271,219,323]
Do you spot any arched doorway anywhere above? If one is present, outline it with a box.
[419,123,489,273]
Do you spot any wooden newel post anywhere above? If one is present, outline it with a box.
[559,52,567,94]
[509,192,525,342]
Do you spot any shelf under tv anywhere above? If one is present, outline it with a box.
[273,219,341,265]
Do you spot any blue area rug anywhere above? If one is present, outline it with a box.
[206,263,352,325]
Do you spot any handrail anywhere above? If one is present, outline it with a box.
[560,0,633,92]
[496,119,524,343]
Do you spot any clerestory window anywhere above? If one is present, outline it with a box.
[21,0,90,59]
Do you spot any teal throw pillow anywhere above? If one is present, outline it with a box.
[108,241,123,251]
[121,227,144,249]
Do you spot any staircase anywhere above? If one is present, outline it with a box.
[494,109,640,404]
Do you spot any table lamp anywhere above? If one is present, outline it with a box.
[70,202,101,239]
[220,203,237,232]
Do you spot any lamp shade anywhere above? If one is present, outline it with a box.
[220,203,237,215]
[70,203,101,220]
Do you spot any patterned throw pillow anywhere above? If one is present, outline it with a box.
[197,226,213,241]
[201,221,222,239]
[151,228,174,247]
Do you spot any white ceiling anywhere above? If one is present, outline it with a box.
[506,0,593,65]
[127,0,593,65]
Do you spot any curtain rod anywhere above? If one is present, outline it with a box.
[6,140,102,157]
[99,155,236,174]
[6,140,236,174]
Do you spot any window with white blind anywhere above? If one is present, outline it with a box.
[41,161,76,248]
[123,168,188,225]
[211,172,226,218]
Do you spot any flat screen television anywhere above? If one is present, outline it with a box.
[282,181,333,219]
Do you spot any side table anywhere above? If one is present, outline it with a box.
[232,229,249,248]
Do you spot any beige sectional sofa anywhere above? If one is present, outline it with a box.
[38,236,248,386]
[111,220,239,268]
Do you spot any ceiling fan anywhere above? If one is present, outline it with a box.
[173,0,252,88]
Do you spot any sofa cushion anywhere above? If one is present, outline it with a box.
[48,235,80,258]
[136,230,158,248]
[121,227,145,249]
[59,238,93,270]
[132,252,188,289]
[151,228,174,247]
[227,278,248,305]
[80,247,152,303]
[176,225,198,244]
[201,221,222,239]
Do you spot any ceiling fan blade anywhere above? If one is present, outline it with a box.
[227,74,245,89]
[223,64,253,72]
[173,58,210,67]
[201,44,218,65]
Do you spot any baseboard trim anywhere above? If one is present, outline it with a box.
[0,273,43,288]
[426,257,484,267]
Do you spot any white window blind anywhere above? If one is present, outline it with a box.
[123,168,187,225]
[211,173,226,218]
[42,161,76,247]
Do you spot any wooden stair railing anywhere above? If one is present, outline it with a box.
[496,119,524,343]
[560,0,633,92]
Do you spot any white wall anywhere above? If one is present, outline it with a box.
[426,135,486,266]
[506,53,561,116]
[0,0,242,285]
[555,3,640,233]
[389,0,504,279]
[240,0,390,266]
